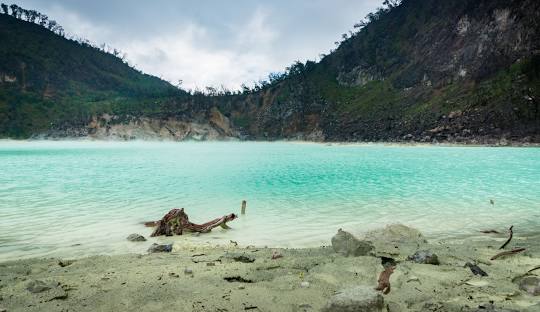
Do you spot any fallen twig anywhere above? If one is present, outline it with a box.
[499,225,513,249]
[480,230,500,234]
[375,266,395,294]
[527,265,540,274]
[491,247,526,260]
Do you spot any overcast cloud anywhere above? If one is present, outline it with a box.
[14,0,381,89]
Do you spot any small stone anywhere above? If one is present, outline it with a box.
[331,229,374,257]
[519,276,540,296]
[206,262,215,266]
[184,268,193,275]
[127,233,146,242]
[168,272,179,278]
[271,250,283,260]
[322,285,384,312]
[238,285,245,290]
[147,243,172,253]
[300,281,310,288]
[465,279,489,287]
[407,250,439,265]
[26,280,58,293]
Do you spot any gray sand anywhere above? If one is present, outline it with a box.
[1,225,539,311]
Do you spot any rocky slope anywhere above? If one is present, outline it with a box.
[1,0,539,143]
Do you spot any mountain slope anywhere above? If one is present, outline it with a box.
[219,0,540,144]
[0,13,181,138]
[1,0,539,143]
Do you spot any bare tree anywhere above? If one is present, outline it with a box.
[9,4,18,17]
[1,3,8,14]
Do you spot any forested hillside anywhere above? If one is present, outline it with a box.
[1,0,539,143]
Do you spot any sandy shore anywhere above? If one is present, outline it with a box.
[1,225,539,312]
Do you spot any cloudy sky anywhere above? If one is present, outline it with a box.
[15,0,381,90]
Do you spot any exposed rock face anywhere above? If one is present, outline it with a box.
[322,286,384,312]
[331,229,374,257]
[37,113,239,141]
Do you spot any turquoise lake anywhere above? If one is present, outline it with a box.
[1,141,539,261]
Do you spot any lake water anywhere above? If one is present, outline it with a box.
[1,141,539,261]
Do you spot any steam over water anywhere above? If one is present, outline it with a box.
[1,141,539,261]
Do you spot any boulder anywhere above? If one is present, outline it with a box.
[363,224,427,260]
[407,250,440,265]
[519,276,540,296]
[147,243,172,253]
[322,285,384,312]
[331,229,374,257]
[126,233,146,242]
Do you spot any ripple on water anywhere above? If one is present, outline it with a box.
[0,141,539,261]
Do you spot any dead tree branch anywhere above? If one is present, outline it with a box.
[147,208,237,237]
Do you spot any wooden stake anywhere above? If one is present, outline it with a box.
[241,200,247,215]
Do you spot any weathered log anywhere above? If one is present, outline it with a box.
[491,247,526,260]
[375,266,395,295]
[499,225,513,249]
[148,208,237,237]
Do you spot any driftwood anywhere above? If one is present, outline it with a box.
[491,247,526,260]
[146,208,237,237]
[499,225,514,249]
[375,266,395,294]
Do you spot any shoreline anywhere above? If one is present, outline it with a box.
[1,138,539,148]
[1,225,539,311]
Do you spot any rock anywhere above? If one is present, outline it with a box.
[465,279,489,287]
[519,276,540,296]
[322,285,384,312]
[364,224,427,260]
[26,280,58,293]
[300,281,310,288]
[0,308,6,312]
[126,233,146,242]
[26,280,67,301]
[331,229,374,257]
[147,243,172,253]
[184,268,193,275]
[223,252,255,263]
[407,250,439,265]
[464,262,488,276]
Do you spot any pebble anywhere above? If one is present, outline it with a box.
[126,233,146,242]
[184,268,193,275]
[300,281,310,288]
